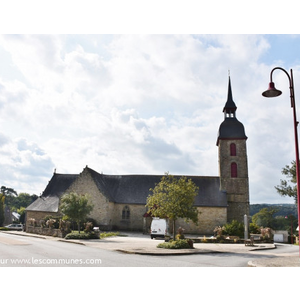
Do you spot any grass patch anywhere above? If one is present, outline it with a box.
[0,227,9,231]
[100,231,119,238]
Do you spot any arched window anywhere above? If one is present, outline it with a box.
[231,162,237,178]
[122,206,130,220]
[230,143,236,156]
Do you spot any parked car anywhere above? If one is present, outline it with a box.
[5,224,23,231]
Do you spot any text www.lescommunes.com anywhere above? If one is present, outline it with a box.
[0,257,102,265]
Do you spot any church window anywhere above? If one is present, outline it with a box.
[122,206,130,220]
[231,162,237,178]
[230,143,236,156]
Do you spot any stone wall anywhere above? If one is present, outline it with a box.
[66,168,114,230]
[175,207,227,235]
[25,211,61,231]
[112,204,148,231]
[108,205,227,235]
[26,225,69,238]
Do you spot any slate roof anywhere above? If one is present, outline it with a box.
[223,77,237,112]
[25,173,78,212]
[26,168,227,213]
[217,117,247,141]
[86,168,227,207]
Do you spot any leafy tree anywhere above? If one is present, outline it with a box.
[252,207,279,228]
[1,186,18,209]
[145,173,199,239]
[275,160,297,204]
[59,192,94,233]
[0,193,5,227]
[15,193,37,209]
[0,186,37,211]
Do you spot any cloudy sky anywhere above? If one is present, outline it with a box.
[1,2,300,205]
[1,33,300,205]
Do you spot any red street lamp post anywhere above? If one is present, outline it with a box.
[262,67,300,257]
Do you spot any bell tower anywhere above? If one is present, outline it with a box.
[216,77,249,223]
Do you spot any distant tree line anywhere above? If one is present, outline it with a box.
[250,204,298,235]
[250,203,298,218]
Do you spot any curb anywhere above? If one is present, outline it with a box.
[115,248,220,255]
[1,231,46,239]
[248,244,276,251]
[57,239,86,246]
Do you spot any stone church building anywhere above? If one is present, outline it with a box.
[25,77,249,235]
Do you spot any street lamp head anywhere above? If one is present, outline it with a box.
[262,82,282,98]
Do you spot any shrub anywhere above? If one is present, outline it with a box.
[43,215,61,229]
[222,220,244,237]
[157,239,193,249]
[65,231,99,240]
[84,221,93,233]
[249,222,260,234]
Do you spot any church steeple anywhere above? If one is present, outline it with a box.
[217,76,247,146]
[223,76,237,118]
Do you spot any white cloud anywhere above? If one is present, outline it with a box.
[0,135,54,194]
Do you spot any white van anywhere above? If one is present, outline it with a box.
[150,218,169,239]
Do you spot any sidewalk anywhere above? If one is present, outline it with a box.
[2,230,299,267]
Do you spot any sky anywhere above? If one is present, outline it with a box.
[1,2,300,206]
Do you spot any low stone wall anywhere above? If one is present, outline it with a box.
[26,225,70,238]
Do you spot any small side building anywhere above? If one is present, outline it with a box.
[25,174,78,229]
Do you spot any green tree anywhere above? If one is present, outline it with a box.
[252,207,279,228]
[275,160,297,204]
[17,207,26,224]
[0,193,5,227]
[1,186,17,209]
[15,193,37,209]
[145,173,199,239]
[59,192,94,233]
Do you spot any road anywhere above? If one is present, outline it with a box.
[0,231,298,267]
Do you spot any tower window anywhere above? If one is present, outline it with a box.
[230,143,236,156]
[122,206,130,220]
[231,162,237,178]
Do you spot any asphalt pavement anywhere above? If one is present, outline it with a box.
[2,230,300,267]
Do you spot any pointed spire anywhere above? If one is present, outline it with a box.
[217,75,247,145]
[223,76,237,113]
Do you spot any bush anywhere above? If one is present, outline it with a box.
[0,227,9,231]
[222,220,244,237]
[157,239,193,249]
[43,215,61,229]
[65,231,99,240]
[249,222,260,234]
